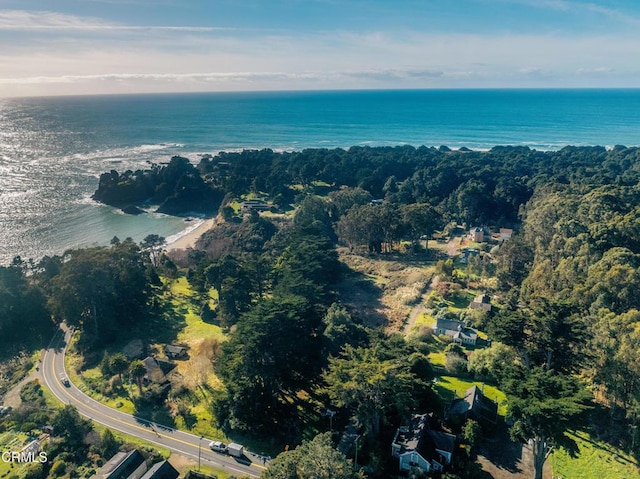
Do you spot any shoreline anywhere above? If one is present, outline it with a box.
[165,217,216,251]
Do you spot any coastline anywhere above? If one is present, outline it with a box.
[165,217,216,251]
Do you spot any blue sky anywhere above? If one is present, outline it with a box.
[1,0,639,96]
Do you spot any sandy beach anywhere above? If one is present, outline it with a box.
[166,218,216,251]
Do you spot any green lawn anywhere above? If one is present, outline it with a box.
[0,425,58,477]
[434,375,508,416]
[167,277,225,343]
[411,313,436,331]
[0,430,29,477]
[65,276,227,432]
[176,309,225,344]
[551,430,639,479]
[445,289,476,311]
[76,364,136,414]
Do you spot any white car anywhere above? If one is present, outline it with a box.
[209,441,227,453]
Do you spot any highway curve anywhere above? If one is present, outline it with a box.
[41,326,265,478]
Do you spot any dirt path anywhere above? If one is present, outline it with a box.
[401,235,458,334]
[2,363,40,409]
[403,279,435,335]
[446,236,461,257]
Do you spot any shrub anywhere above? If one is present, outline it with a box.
[445,354,468,376]
[20,422,37,433]
[50,461,67,477]
[99,353,112,377]
[19,381,43,403]
[22,463,46,479]
[444,343,466,358]
[103,376,123,397]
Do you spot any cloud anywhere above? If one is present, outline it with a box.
[1,22,639,96]
[0,9,229,31]
[0,71,325,85]
[342,69,444,81]
[576,66,614,75]
[0,69,448,86]
[498,0,640,27]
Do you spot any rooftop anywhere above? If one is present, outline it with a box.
[392,413,428,453]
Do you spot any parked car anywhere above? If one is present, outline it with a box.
[227,443,244,458]
[209,441,227,453]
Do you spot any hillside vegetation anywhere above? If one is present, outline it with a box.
[3,145,640,478]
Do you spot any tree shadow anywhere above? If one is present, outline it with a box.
[114,288,188,346]
[476,420,523,473]
[179,406,198,429]
[132,383,176,428]
[579,403,640,464]
[336,265,389,329]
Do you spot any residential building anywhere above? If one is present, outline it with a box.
[469,293,492,312]
[95,450,147,479]
[164,345,188,360]
[240,200,270,213]
[448,385,498,425]
[391,414,456,474]
[468,227,485,242]
[140,461,179,479]
[142,356,176,384]
[434,318,478,345]
[499,228,513,241]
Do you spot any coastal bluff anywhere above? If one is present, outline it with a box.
[92,155,223,216]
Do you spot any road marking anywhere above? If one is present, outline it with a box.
[45,328,265,475]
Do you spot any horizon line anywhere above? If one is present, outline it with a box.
[4,86,640,100]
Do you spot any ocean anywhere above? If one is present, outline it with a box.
[1,89,640,265]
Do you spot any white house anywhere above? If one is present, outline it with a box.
[391,414,456,474]
[434,318,478,345]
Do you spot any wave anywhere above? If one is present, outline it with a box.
[70,142,179,162]
[164,218,205,246]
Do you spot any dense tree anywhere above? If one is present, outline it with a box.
[321,303,367,357]
[488,300,585,373]
[467,342,518,384]
[328,186,373,218]
[52,405,92,455]
[335,204,383,252]
[47,242,150,346]
[204,255,253,325]
[216,295,323,433]
[462,419,482,451]
[95,145,640,233]
[100,428,120,458]
[489,302,591,479]
[503,368,590,479]
[335,203,405,253]
[322,342,426,440]
[293,195,334,239]
[0,264,52,349]
[575,247,640,314]
[261,433,365,479]
[22,462,47,479]
[495,234,534,292]
[401,203,442,248]
[271,224,339,305]
[140,234,165,269]
[589,309,640,412]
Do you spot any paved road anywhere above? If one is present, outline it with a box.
[41,326,265,478]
